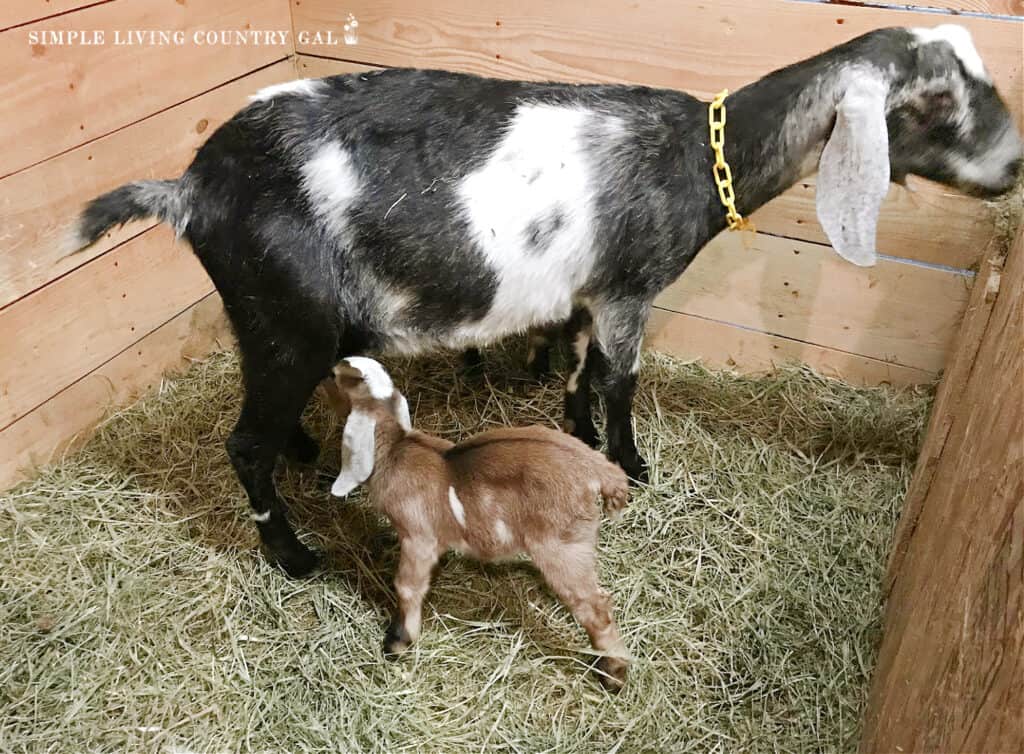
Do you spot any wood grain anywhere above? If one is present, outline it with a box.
[0,226,214,429]
[653,232,972,373]
[897,0,1023,15]
[0,1,102,31]
[0,294,232,491]
[0,0,290,177]
[645,308,932,386]
[860,226,1023,753]
[0,61,293,310]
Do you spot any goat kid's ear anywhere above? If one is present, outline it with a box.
[816,77,890,267]
[331,409,376,497]
[393,393,412,432]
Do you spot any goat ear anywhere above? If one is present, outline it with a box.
[816,78,891,267]
[331,409,376,497]
[393,393,412,432]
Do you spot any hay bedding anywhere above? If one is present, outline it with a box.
[0,344,930,753]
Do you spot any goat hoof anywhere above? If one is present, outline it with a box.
[618,453,648,484]
[568,421,600,449]
[276,546,321,578]
[594,657,628,692]
[284,428,320,464]
[383,620,412,658]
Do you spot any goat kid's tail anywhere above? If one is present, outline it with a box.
[68,179,190,254]
[596,458,630,520]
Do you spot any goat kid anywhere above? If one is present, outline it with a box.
[72,26,1022,577]
[329,357,631,690]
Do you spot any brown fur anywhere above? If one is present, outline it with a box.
[337,372,630,690]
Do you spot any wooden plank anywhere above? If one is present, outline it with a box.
[0,294,232,491]
[645,308,932,386]
[0,1,101,31]
[0,226,214,429]
[0,61,293,310]
[653,232,972,373]
[860,226,1023,753]
[0,0,291,177]
[894,0,1023,15]
[292,0,1021,269]
[295,54,380,78]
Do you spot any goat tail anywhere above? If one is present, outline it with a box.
[66,178,190,256]
[596,458,630,520]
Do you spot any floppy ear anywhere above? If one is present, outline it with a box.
[331,409,377,497]
[393,393,412,432]
[816,77,891,267]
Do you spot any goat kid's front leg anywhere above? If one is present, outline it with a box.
[385,536,440,657]
[592,303,649,482]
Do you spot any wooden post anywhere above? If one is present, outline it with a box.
[860,225,1023,752]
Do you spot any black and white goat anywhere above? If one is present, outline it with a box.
[72,25,1022,576]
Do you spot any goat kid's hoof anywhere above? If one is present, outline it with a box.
[594,657,628,692]
[383,621,412,659]
[276,546,322,579]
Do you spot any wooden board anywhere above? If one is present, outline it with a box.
[653,232,972,373]
[860,226,1023,753]
[0,294,232,491]
[0,60,293,310]
[0,226,214,429]
[291,0,1021,270]
[645,308,931,386]
[897,0,1023,14]
[0,1,98,30]
[0,0,291,177]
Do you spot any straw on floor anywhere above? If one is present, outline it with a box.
[0,344,930,753]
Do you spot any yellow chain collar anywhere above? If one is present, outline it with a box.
[709,89,755,233]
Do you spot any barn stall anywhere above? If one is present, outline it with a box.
[0,0,1021,751]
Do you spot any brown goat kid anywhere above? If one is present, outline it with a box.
[328,357,631,690]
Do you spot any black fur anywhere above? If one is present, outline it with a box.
[73,29,1022,573]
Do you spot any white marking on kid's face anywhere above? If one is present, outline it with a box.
[250,510,271,523]
[250,78,326,102]
[343,356,395,400]
[911,25,990,82]
[949,124,1024,191]
[494,519,513,545]
[302,142,361,239]
[566,327,590,394]
[455,105,622,342]
[447,486,467,527]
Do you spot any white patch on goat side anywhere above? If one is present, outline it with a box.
[494,519,513,546]
[911,25,990,82]
[447,486,467,527]
[250,510,271,523]
[455,105,620,343]
[301,141,361,239]
[566,327,590,394]
[250,78,326,102]
[343,356,395,399]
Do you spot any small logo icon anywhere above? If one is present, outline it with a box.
[343,14,359,45]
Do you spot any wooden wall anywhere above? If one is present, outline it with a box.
[860,227,1022,752]
[293,0,1022,387]
[1,0,1020,488]
[0,0,294,488]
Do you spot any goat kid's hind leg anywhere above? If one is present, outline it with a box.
[385,537,441,657]
[227,355,330,578]
[530,539,628,691]
[562,308,598,448]
[592,302,650,482]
